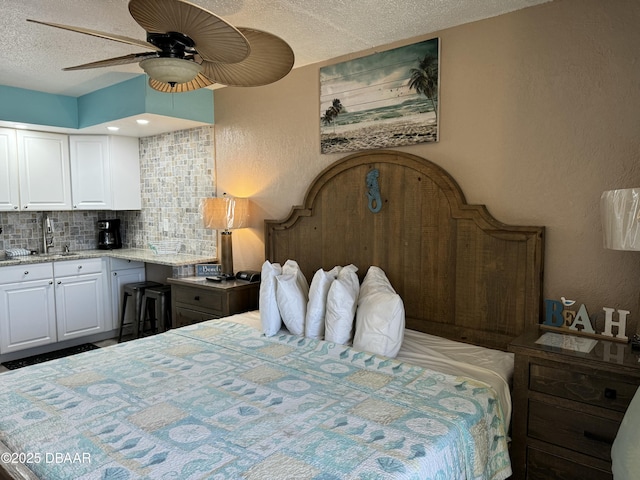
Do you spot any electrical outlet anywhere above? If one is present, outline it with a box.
[163,219,169,232]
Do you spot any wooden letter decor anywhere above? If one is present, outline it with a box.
[366,169,382,213]
[542,298,630,343]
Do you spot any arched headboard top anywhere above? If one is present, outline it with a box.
[265,150,544,351]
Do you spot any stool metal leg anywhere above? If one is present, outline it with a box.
[134,290,145,339]
[136,293,146,339]
[158,295,166,333]
[118,292,130,343]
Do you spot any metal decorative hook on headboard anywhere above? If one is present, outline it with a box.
[366,169,382,213]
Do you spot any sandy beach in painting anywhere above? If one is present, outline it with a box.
[320,115,438,154]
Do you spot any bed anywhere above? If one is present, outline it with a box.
[0,149,544,480]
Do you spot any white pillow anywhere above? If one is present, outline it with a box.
[612,386,640,480]
[325,264,359,345]
[305,266,342,339]
[275,260,309,336]
[353,266,405,357]
[260,260,282,336]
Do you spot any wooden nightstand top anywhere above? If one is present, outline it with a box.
[510,328,640,379]
[167,276,259,291]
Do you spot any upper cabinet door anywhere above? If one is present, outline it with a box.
[70,135,111,210]
[0,128,19,211]
[70,135,141,211]
[109,136,141,211]
[17,130,71,211]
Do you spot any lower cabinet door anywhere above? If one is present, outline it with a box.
[55,272,106,340]
[0,279,57,353]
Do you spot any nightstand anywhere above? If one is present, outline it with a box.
[167,277,259,328]
[509,330,640,480]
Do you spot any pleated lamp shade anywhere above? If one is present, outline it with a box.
[601,188,640,251]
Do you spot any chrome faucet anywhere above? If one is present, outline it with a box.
[43,214,54,253]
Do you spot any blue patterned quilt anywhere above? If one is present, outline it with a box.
[0,320,511,479]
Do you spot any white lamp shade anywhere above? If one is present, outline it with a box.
[201,196,249,230]
[601,188,640,250]
[139,57,203,85]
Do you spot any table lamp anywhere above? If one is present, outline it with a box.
[602,188,640,344]
[601,188,640,251]
[201,194,249,278]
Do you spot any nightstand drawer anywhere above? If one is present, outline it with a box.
[528,400,619,460]
[174,285,223,314]
[526,446,613,480]
[174,306,219,328]
[530,362,638,412]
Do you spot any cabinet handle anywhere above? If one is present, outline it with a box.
[57,281,62,285]
[24,271,29,275]
[584,430,615,445]
[113,272,117,276]
[13,206,18,210]
[78,265,82,270]
[49,281,53,285]
[194,296,200,301]
[604,388,617,400]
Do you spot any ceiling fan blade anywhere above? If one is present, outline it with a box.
[148,73,214,93]
[200,28,294,87]
[26,19,159,51]
[129,0,249,64]
[63,52,157,71]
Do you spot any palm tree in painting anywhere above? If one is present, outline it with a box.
[321,98,344,127]
[409,54,438,121]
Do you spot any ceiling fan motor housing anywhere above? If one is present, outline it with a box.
[147,31,196,59]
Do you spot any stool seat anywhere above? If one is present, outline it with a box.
[140,285,172,336]
[118,281,163,342]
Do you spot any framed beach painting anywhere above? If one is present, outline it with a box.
[320,37,439,154]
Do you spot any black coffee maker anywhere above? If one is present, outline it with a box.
[97,219,122,249]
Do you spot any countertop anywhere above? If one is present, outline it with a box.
[0,248,217,268]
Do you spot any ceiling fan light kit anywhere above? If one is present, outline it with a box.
[27,0,294,93]
[139,57,202,86]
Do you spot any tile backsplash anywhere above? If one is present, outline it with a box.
[0,126,217,260]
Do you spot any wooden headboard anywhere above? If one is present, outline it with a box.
[265,150,544,351]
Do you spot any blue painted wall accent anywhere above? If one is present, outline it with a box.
[0,75,214,130]
[77,77,148,128]
[0,85,78,128]
[145,83,215,124]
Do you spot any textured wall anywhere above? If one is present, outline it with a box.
[213,0,640,325]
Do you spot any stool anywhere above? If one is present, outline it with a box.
[118,281,163,342]
[140,285,172,336]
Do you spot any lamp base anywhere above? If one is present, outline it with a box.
[219,230,234,277]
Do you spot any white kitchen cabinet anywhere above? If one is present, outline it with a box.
[0,128,19,211]
[109,258,145,331]
[0,263,57,354]
[54,258,108,341]
[69,135,141,210]
[17,130,72,210]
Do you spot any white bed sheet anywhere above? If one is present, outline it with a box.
[228,311,514,432]
[396,329,514,433]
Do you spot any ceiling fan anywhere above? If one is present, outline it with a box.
[27,0,295,93]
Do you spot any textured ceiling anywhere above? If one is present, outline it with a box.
[1,0,550,97]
